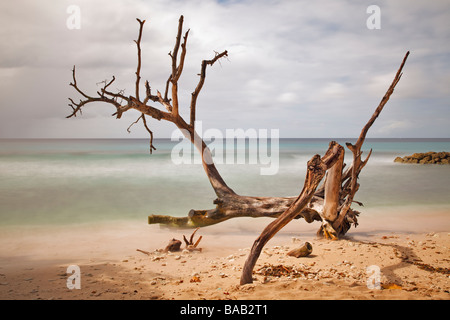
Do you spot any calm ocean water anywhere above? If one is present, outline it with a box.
[1,138,450,229]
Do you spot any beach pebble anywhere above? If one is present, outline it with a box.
[174,255,181,260]
[152,256,163,262]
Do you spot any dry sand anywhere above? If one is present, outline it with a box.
[0,216,449,301]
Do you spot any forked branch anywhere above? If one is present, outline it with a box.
[169,15,190,117]
[67,66,124,119]
[332,51,410,234]
[127,113,156,153]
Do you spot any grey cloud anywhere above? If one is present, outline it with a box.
[0,0,449,138]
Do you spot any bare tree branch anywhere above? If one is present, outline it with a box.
[141,114,156,154]
[190,50,228,128]
[143,80,159,105]
[168,15,186,117]
[174,29,190,82]
[68,16,409,248]
[170,15,184,79]
[67,66,122,119]
[352,51,410,151]
[332,51,410,234]
[134,19,146,102]
[68,16,233,196]
[127,113,156,154]
[240,142,345,285]
[164,75,172,102]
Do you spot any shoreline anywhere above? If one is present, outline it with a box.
[0,213,449,300]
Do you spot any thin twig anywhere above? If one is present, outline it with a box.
[136,249,150,255]
[127,113,156,154]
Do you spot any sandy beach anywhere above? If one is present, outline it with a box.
[0,214,449,301]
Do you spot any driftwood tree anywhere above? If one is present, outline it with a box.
[68,16,409,251]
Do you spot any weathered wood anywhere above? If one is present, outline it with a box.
[67,16,410,244]
[287,242,313,258]
[136,248,151,255]
[183,227,203,251]
[240,142,344,285]
[164,238,182,252]
[148,195,323,228]
[331,51,410,235]
[322,148,345,221]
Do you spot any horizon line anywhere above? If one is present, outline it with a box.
[1,137,450,140]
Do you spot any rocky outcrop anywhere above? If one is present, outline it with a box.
[394,152,450,164]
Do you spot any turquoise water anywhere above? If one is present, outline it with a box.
[0,138,449,227]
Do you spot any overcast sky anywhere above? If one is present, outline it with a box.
[0,0,449,139]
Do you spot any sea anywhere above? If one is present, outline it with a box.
[1,138,449,233]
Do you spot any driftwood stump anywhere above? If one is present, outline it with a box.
[240,143,344,285]
[287,242,313,258]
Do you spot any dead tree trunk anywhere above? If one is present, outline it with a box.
[148,51,409,240]
[67,16,409,239]
[240,51,409,283]
[320,148,345,239]
[241,142,344,285]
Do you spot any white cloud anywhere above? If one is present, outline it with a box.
[0,0,449,138]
